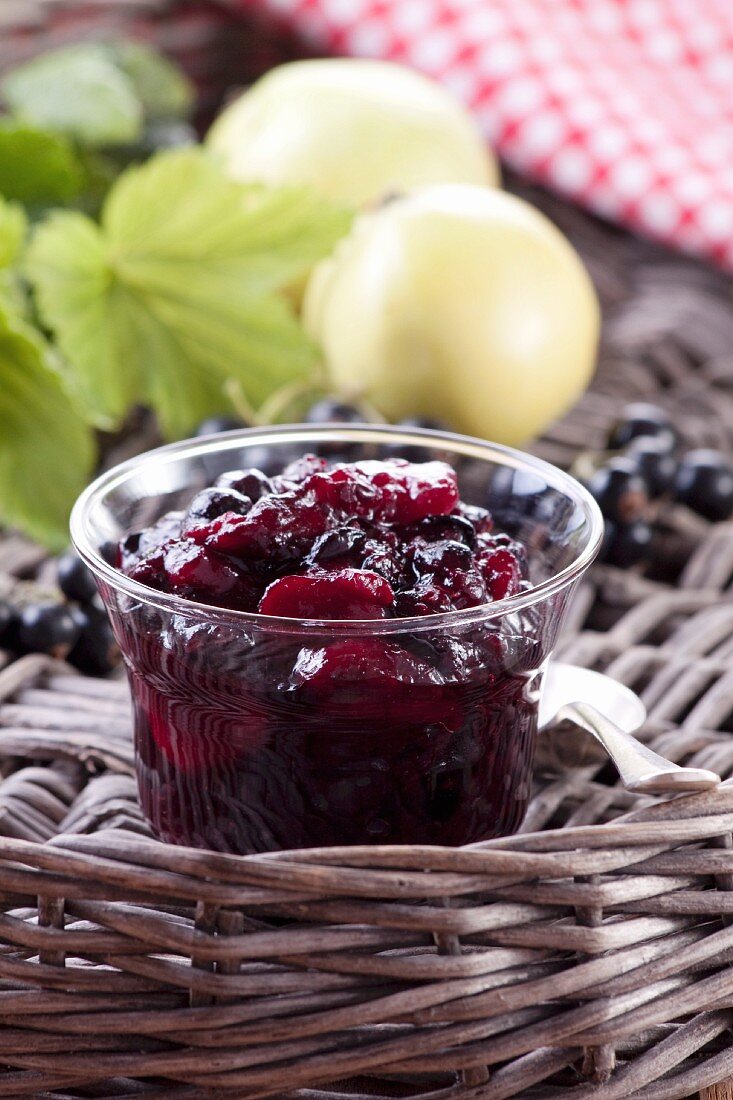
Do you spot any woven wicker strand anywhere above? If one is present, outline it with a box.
[1,625,733,1098]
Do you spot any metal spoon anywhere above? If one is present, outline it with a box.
[539,663,720,793]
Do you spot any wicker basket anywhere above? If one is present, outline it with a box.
[2,2,733,1098]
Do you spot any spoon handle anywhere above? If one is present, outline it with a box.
[559,701,720,793]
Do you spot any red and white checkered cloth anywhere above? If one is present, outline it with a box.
[244,0,733,271]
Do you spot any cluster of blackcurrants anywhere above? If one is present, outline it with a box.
[586,403,733,568]
[0,551,119,674]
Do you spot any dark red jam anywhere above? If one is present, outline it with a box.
[114,456,547,853]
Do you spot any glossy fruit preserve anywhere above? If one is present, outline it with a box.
[115,454,546,853]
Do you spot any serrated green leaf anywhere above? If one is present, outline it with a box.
[0,300,95,549]
[26,149,351,438]
[2,45,143,147]
[102,150,352,294]
[26,210,132,427]
[0,122,84,205]
[109,40,194,121]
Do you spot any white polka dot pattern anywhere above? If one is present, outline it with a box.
[249,0,733,271]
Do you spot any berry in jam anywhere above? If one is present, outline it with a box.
[116,455,544,853]
[259,568,395,619]
[184,487,253,525]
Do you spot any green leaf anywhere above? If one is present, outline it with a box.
[0,197,28,314]
[0,197,26,269]
[0,122,84,204]
[0,300,95,549]
[2,45,143,147]
[26,149,352,438]
[109,40,194,121]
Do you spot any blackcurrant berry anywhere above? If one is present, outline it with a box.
[587,458,649,522]
[415,513,477,547]
[607,403,676,451]
[624,437,678,498]
[413,540,474,573]
[194,416,245,437]
[56,549,97,604]
[68,606,120,675]
[185,487,252,525]
[216,468,273,500]
[603,520,653,567]
[18,603,80,659]
[305,398,365,424]
[674,449,733,521]
[305,526,367,566]
[0,600,15,646]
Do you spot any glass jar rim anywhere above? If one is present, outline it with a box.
[71,424,604,636]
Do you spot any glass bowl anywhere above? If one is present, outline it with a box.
[71,425,603,854]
